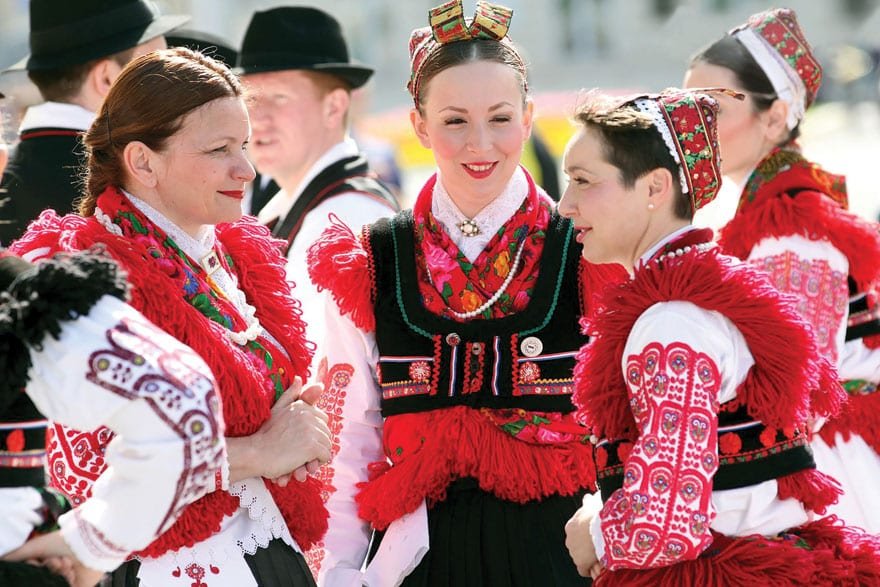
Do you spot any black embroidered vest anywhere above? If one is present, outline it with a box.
[368,210,587,417]
[269,154,399,256]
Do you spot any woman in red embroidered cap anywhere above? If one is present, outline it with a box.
[306,1,612,585]
[685,8,880,534]
[11,48,332,587]
[559,88,880,585]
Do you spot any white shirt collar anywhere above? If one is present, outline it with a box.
[638,224,697,267]
[123,190,215,261]
[431,166,529,263]
[19,102,95,132]
[256,137,359,224]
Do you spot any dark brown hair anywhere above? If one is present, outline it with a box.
[573,97,692,220]
[415,39,527,110]
[28,47,136,103]
[689,35,800,144]
[79,47,243,216]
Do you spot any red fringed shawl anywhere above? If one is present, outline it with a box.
[718,147,880,291]
[12,189,328,556]
[575,246,843,439]
[573,245,845,509]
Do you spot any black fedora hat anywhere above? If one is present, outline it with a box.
[237,6,373,89]
[167,29,238,67]
[14,0,188,72]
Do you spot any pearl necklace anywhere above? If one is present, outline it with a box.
[446,238,527,320]
[652,242,716,265]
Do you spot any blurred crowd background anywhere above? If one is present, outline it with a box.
[1,0,878,220]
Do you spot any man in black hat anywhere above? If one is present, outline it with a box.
[0,0,187,245]
[238,6,399,371]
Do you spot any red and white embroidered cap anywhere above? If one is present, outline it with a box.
[619,89,724,212]
[731,8,822,129]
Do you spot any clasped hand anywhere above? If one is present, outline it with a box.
[229,376,331,486]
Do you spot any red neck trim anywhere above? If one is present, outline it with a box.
[720,148,880,290]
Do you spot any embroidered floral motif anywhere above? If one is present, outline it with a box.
[28,187,326,556]
[48,425,110,505]
[409,361,431,383]
[738,147,847,209]
[413,174,550,320]
[737,9,822,107]
[479,408,588,445]
[518,361,540,383]
[755,252,848,363]
[100,191,287,396]
[48,314,223,533]
[307,362,354,577]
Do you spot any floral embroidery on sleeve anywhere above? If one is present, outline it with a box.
[599,341,721,570]
[753,252,848,363]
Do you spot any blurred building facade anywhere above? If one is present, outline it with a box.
[1,0,878,218]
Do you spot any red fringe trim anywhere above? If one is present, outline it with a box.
[597,516,880,587]
[355,406,596,530]
[579,261,628,320]
[306,215,375,332]
[796,515,880,586]
[819,391,880,454]
[776,469,842,515]
[574,248,844,440]
[12,211,328,554]
[719,189,880,291]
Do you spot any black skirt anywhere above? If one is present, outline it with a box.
[0,561,69,586]
[100,538,316,587]
[370,477,592,587]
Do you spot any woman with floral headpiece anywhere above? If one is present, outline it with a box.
[559,88,880,586]
[684,8,880,534]
[306,1,615,585]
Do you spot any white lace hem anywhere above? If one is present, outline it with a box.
[228,477,295,556]
[134,480,299,587]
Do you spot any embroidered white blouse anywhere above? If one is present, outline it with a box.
[586,229,812,570]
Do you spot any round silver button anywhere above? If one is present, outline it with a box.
[520,336,543,357]
[446,332,461,346]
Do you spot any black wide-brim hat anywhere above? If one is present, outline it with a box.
[167,29,238,67]
[236,6,373,89]
[8,0,188,72]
